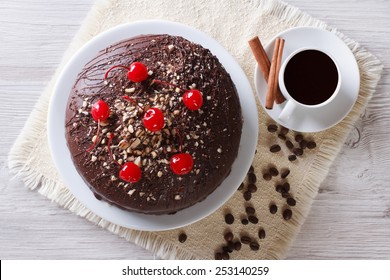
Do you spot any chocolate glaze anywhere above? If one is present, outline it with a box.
[65,34,242,214]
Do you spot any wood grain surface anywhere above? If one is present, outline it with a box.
[0,0,389,259]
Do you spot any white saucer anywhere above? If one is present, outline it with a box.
[47,21,258,231]
[254,27,360,132]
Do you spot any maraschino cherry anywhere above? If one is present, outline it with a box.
[104,62,149,83]
[122,95,165,132]
[170,128,194,175]
[153,80,203,110]
[170,153,194,175]
[182,89,203,111]
[119,162,142,183]
[107,133,142,183]
[86,100,110,153]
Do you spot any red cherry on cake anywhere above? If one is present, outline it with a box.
[123,95,165,132]
[143,107,165,132]
[170,153,194,175]
[119,162,142,183]
[153,79,204,110]
[183,90,203,111]
[127,62,149,82]
[91,100,110,122]
[104,62,149,83]
[86,100,110,153]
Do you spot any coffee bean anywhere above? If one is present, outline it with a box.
[258,229,266,239]
[282,182,290,193]
[222,246,231,253]
[248,215,259,224]
[282,192,290,198]
[238,183,244,191]
[224,232,234,242]
[287,197,296,206]
[293,148,303,156]
[300,139,308,149]
[225,213,234,224]
[267,124,278,133]
[280,126,289,135]
[227,241,235,251]
[281,169,290,179]
[243,191,252,201]
[269,204,278,214]
[221,252,230,260]
[250,241,260,251]
[245,206,256,215]
[269,167,279,177]
[275,184,283,193]
[295,134,304,142]
[248,165,254,173]
[307,141,317,149]
[288,155,297,161]
[234,241,242,251]
[283,209,293,220]
[263,173,272,181]
[270,144,281,153]
[241,235,251,244]
[248,183,258,193]
[241,218,249,225]
[248,173,257,183]
[178,233,187,243]
[285,140,294,150]
[278,133,287,140]
[215,252,222,260]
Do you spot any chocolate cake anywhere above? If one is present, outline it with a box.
[65,34,242,214]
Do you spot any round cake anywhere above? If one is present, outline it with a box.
[65,34,242,214]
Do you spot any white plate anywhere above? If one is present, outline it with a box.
[47,20,258,231]
[254,27,360,132]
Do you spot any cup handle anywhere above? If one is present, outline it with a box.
[278,100,297,122]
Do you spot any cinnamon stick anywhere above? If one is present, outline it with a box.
[265,38,281,110]
[248,36,286,109]
[274,38,286,104]
[248,36,271,81]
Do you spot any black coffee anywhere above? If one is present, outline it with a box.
[283,50,338,105]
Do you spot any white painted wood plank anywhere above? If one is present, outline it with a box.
[0,0,389,259]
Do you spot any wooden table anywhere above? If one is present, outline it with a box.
[1,0,389,259]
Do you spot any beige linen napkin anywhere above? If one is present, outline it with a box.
[9,0,382,259]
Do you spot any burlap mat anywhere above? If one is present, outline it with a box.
[8,0,382,259]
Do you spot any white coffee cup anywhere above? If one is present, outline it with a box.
[278,47,341,122]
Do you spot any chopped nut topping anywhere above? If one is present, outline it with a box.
[125,87,135,93]
[91,155,97,162]
[174,194,182,200]
[217,148,222,153]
